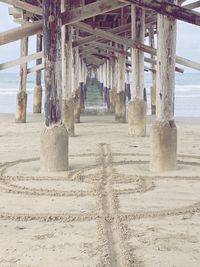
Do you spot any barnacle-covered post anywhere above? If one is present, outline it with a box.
[150,0,177,172]
[40,0,68,172]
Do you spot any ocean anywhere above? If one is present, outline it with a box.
[0,72,200,117]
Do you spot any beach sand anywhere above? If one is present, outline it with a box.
[0,113,200,267]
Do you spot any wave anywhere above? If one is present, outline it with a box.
[0,89,34,95]
[175,95,200,98]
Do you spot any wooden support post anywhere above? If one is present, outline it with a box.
[128,5,147,136]
[61,0,75,137]
[83,63,87,103]
[125,70,131,101]
[73,32,81,123]
[33,34,43,113]
[150,0,177,172]
[100,64,104,97]
[80,57,85,113]
[102,62,107,105]
[115,50,126,123]
[106,59,110,111]
[16,23,28,123]
[149,26,156,115]
[109,56,117,113]
[40,0,68,172]
[109,55,117,113]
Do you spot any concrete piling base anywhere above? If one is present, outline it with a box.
[33,85,42,113]
[40,124,68,172]
[109,89,116,113]
[150,120,177,172]
[15,91,27,123]
[62,99,75,137]
[128,99,147,137]
[115,91,126,123]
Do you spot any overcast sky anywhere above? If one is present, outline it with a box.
[0,1,200,73]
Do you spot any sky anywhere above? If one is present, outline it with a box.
[0,1,200,73]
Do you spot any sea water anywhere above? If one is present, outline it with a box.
[0,72,200,117]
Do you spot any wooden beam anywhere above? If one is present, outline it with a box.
[183,1,200,10]
[0,20,43,46]
[61,0,129,25]
[73,23,131,47]
[81,42,129,57]
[27,63,44,74]
[0,33,184,74]
[119,0,200,26]
[82,43,184,73]
[0,51,43,70]
[0,0,129,45]
[75,22,200,71]
[0,0,42,15]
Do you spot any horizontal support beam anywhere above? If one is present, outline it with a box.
[183,1,200,10]
[0,51,43,70]
[75,22,200,71]
[61,0,129,25]
[73,23,131,47]
[0,0,129,45]
[0,20,42,46]
[27,63,44,74]
[119,0,200,26]
[0,0,42,15]
[81,45,184,73]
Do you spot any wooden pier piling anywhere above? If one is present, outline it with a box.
[40,0,68,172]
[150,0,177,172]
[128,5,147,136]
[33,34,43,114]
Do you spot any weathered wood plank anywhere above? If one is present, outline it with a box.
[0,0,129,45]
[73,23,131,47]
[0,51,43,70]
[27,63,44,74]
[0,20,42,46]
[0,0,42,15]
[75,22,200,71]
[119,0,200,26]
[183,1,200,10]
[62,0,129,25]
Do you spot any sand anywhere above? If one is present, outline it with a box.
[0,113,200,267]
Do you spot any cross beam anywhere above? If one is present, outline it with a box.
[0,0,129,45]
[119,0,200,26]
[75,22,200,71]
